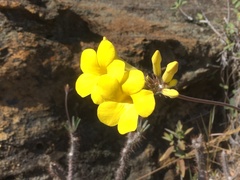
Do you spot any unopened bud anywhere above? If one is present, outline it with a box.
[162,61,178,83]
[151,50,162,77]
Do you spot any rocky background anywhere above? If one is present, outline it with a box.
[0,0,229,179]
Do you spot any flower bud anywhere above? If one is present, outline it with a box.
[151,50,162,77]
[161,88,179,98]
[162,61,178,83]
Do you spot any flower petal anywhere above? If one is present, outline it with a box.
[131,89,155,117]
[162,61,178,83]
[91,89,104,104]
[75,73,99,97]
[97,101,125,126]
[118,104,138,134]
[161,88,179,98]
[168,79,178,87]
[97,37,116,68]
[80,49,104,75]
[122,70,145,95]
[91,74,122,104]
[125,62,136,71]
[107,59,125,83]
[151,50,162,77]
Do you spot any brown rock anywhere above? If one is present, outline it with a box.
[0,0,226,179]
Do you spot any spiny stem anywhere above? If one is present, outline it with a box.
[67,133,79,180]
[177,94,240,111]
[64,84,79,180]
[115,132,142,180]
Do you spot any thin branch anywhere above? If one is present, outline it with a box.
[177,94,240,111]
[65,84,71,125]
[179,7,193,21]
[196,0,226,44]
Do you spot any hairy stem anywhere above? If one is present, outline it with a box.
[64,84,79,180]
[115,132,142,180]
[67,132,79,180]
[178,94,240,111]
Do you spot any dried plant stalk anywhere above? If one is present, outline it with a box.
[192,134,208,180]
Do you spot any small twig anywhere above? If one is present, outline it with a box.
[202,11,225,43]
[196,0,226,44]
[179,7,193,21]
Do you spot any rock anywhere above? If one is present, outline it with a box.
[0,0,226,179]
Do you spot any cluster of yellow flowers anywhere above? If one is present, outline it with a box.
[75,37,179,134]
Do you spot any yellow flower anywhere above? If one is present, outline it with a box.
[96,70,155,134]
[75,36,156,134]
[75,37,125,104]
[150,50,179,98]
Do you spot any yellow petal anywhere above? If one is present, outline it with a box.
[75,73,99,97]
[162,61,178,83]
[168,79,178,87]
[80,49,104,75]
[125,62,136,71]
[91,75,122,104]
[151,50,162,77]
[161,88,179,98]
[107,59,125,83]
[91,89,104,104]
[97,101,125,126]
[97,37,116,68]
[118,104,138,134]
[122,70,145,95]
[131,90,155,117]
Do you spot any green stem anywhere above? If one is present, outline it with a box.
[177,94,240,111]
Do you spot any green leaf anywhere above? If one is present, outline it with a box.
[162,132,173,141]
[232,0,238,4]
[176,121,183,131]
[178,140,186,150]
[219,83,229,90]
[236,2,240,8]
[65,116,81,133]
[184,127,193,135]
[165,128,177,136]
